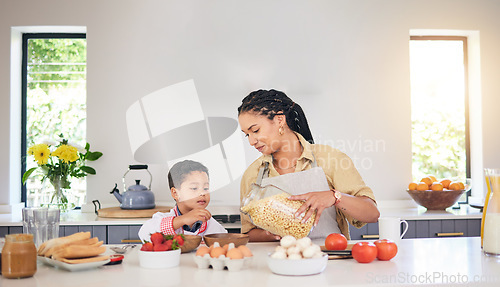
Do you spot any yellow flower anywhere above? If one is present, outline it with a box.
[28,144,51,165]
[52,144,79,163]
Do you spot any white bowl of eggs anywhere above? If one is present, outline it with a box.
[267,235,327,276]
[193,242,253,272]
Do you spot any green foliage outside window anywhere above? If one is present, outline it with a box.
[25,37,87,207]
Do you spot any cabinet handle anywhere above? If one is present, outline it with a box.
[121,239,142,243]
[436,232,464,237]
[361,235,379,239]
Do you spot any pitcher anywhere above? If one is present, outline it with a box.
[482,168,500,256]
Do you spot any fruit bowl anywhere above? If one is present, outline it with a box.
[407,189,466,210]
[180,234,202,253]
[138,249,181,269]
[203,233,249,247]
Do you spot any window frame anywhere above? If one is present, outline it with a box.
[21,33,86,204]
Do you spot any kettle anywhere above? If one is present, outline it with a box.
[110,165,156,209]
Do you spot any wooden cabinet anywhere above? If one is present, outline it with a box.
[349,219,481,240]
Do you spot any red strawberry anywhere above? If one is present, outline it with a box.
[164,239,173,251]
[173,235,184,246]
[140,242,154,251]
[150,232,165,246]
[153,242,169,251]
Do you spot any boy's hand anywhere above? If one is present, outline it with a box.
[174,208,211,229]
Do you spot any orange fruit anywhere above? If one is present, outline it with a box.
[408,182,418,190]
[457,181,465,190]
[417,182,429,191]
[420,177,433,188]
[439,179,451,189]
[449,182,461,190]
[431,182,444,191]
[429,176,438,182]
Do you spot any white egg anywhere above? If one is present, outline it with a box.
[295,237,312,251]
[271,251,287,259]
[280,235,297,248]
[288,253,303,260]
[286,246,301,256]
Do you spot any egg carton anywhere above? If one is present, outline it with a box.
[193,254,253,272]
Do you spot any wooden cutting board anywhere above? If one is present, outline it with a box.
[97,206,172,218]
[321,243,354,260]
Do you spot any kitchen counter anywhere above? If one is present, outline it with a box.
[1,237,499,286]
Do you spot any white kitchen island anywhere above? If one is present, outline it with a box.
[1,237,499,286]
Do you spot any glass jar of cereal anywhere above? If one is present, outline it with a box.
[241,183,316,238]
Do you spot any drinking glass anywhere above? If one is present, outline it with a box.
[22,207,36,234]
[33,207,48,247]
[47,208,61,240]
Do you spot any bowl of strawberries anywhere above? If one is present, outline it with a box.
[138,232,185,269]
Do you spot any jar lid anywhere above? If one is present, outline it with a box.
[5,233,34,242]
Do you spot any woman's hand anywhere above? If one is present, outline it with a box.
[246,228,281,242]
[289,191,336,226]
[290,192,380,226]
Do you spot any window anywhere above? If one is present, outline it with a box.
[409,36,470,182]
[21,33,87,208]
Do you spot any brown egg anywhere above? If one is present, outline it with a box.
[210,246,226,258]
[237,245,253,257]
[195,246,210,257]
[222,244,229,252]
[226,248,244,259]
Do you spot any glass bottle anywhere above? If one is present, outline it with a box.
[482,168,500,256]
[1,233,37,278]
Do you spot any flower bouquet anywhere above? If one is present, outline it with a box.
[22,134,103,211]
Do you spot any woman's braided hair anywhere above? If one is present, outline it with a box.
[237,89,314,144]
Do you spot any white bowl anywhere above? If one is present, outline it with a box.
[138,249,181,269]
[266,253,328,276]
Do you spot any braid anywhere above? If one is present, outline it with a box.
[237,89,314,144]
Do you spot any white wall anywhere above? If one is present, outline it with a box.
[1,0,500,210]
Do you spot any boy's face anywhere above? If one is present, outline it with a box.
[171,171,210,210]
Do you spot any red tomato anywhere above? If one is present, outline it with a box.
[352,242,378,263]
[325,233,348,250]
[374,239,398,261]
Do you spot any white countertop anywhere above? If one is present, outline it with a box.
[0,203,483,227]
[1,237,499,286]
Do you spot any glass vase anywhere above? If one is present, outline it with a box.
[47,176,72,212]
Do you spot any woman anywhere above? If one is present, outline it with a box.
[238,89,380,242]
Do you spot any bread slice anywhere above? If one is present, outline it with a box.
[38,232,91,256]
[44,237,100,257]
[52,244,106,259]
[58,255,110,264]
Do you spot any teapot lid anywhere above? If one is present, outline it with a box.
[127,180,148,192]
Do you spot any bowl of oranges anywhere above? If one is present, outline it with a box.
[407,176,468,210]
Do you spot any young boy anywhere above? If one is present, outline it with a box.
[138,160,227,242]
